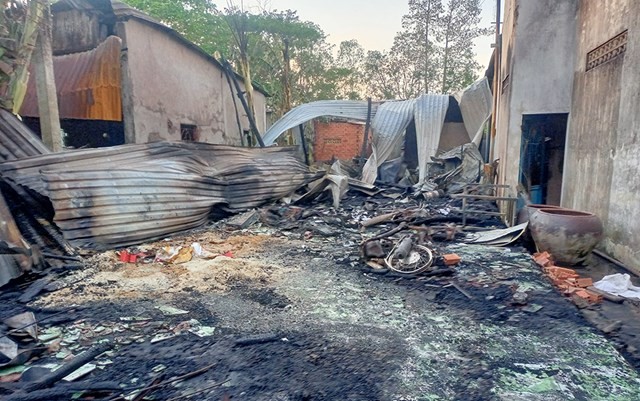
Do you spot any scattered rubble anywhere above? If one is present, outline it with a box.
[1,118,640,399]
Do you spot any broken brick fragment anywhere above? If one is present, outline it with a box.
[533,252,552,266]
[545,266,579,281]
[443,253,461,266]
[573,289,602,303]
[576,278,594,288]
[563,286,581,295]
[585,289,603,303]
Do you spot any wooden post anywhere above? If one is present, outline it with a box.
[359,97,372,162]
[298,123,309,165]
[33,3,62,152]
[221,59,264,147]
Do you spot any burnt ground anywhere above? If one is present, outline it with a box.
[1,194,640,400]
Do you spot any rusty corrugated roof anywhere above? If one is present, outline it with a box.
[0,142,314,250]
[20,35,122,121]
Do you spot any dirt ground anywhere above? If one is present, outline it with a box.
[5,227,638,401]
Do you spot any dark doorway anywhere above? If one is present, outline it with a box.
[519,113,568,205]
[22,117,124,148]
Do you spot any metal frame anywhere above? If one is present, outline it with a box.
[452,184,518,227]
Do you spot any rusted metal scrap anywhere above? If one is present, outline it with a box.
[0,142,315,250]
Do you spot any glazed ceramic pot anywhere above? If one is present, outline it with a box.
[529,208,603,266]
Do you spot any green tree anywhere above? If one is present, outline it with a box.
[335,39,365,99]
[437,0,488,93]
[402,0,443,93]
[125,0,231,55]
[257,10,323,114]
[366,0,487,98]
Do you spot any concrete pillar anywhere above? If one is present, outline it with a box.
[116,22,137,144]
[33,4,62,152]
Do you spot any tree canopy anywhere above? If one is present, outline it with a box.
[363,0,489,99]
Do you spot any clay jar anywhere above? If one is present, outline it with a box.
[529,208,603,266]
[516,204,565,225]
[517,204,565,251]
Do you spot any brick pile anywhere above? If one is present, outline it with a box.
[533,251,602,304]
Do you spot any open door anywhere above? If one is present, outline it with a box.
[519,114,568,205]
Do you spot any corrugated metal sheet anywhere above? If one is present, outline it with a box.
[362,99,416,184]
[263,100,380,145]
[20,35,122,121]
[0,193,27,287]
[454,77,492,144]
[0,109,50,286]
[0,109,51,162]
[0,142,313,250]
[415,95,449,185]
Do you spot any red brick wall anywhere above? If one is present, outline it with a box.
[313,121,369,162]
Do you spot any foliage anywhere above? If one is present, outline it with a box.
[363,0,488,98]
[124,0,231,55]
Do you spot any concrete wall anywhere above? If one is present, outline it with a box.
[52,9,110,54]
[119,19,266,145]
[563,0,640,269]
[495,0,577,190]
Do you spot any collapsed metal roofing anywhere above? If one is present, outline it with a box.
[0,142,313,250]
[0,110,51,286]
[20,36,123,121]
[454,78,493,143]
[262,78,491,187]
[0,109,51,162]
[263,100,380,145]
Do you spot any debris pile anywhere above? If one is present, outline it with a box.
[534,251,604,305]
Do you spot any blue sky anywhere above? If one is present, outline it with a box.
[243,0,497,69]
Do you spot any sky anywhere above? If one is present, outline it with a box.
[242,0,498,70]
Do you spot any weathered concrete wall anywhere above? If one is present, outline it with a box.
[52,9,110,55]
[564,0,640,268]
[120,20,266,145]
[495,0,577,191]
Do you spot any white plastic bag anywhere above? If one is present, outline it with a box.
[593,273,640,299]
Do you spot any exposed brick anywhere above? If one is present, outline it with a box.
[576,277,594,288]
[533,252,552,266]
[585,289,603,303]
[545,266,578,277]
[443,253,461,266]
[313,121,370,162]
